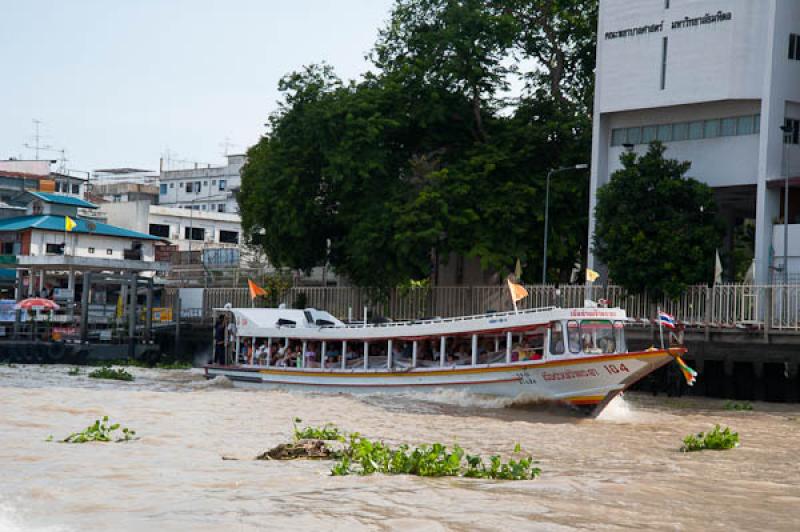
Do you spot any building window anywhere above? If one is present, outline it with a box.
[45,243,64,255]
[160,184,167,195]
[657,124,672,142]
[203,181,208,186]
[626,127,641,144]
[194,181,201,193]
[664,0,669,8]
[106,249,113,255]
[72,184,80,194]
[184,227,205,241]
[186,182,193,193]
[54,182,61,192]
[736,116,754,136]
[688,121,704,140]
[170,183,174,188]
[672,123,688,141]
[642,126,657,143]
[611,129,626,146]
[704,119,720,138]
[721,118,737,137]
[219,230,239,244]
[212,180,216,186]
[88,247,95,254]
[149,223,170,238]
[201,204,207,210]
[218,203,225,213]
[218,179,226,191]
[113,194,122,202]
[790,34,800,60]
[784,118,800,145]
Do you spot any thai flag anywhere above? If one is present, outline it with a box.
[658,312,676,329]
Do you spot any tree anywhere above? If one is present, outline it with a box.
[593,142,724,300]
[240,1,600,290]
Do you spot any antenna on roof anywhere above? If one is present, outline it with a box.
[23,119,52,160]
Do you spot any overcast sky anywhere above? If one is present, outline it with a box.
[0,0,394,172]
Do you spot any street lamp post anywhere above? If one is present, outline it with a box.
[542,164,589,284]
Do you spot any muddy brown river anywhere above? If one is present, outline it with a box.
[0,364,798,531]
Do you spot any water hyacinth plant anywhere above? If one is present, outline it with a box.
[681,425,739,452]
[67,367,81,376]
[88,366,134,381]
[330,433,541,480]
[292,418,344,441]
[60,416,137,443]
[724,401,753,411]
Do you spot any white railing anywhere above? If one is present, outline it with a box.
[165,284,800,331]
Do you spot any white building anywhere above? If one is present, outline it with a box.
[158,154,244,214]
[101,201,241,252]
[589,0,800,283]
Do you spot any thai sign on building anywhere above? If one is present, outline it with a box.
[605,11,733,40]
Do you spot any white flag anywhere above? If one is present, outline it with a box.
[714,249,723,285]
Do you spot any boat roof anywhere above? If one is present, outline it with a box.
[215,306,628,341]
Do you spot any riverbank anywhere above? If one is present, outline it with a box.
[1,365,798,531]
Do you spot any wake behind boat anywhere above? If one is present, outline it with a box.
[206,303,685,416]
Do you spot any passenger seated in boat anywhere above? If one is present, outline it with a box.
[255,342,268,365]
[304,343,320,367]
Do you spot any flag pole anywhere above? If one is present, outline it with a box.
[657,306,665,349]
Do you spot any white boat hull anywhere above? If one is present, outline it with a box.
[206,349,679,414]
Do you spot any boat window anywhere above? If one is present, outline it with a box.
[614,321,627,353]
[580,320,616,354]
[549,322,565,355]
[567,321,581,354]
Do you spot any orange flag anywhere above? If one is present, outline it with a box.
[507,278,529,303]
[248,279,267,300]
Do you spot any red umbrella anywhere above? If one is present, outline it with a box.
[15,298,60,311]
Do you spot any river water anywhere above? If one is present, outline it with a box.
[1,364,798,531]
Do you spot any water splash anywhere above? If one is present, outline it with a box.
[595,394,635,422]
[0,501,71,532]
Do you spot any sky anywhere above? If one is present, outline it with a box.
[0,0,395,172]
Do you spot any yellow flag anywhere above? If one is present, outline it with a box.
[586,268,600,283]
[507,278,529,303]
[65,216,77,232]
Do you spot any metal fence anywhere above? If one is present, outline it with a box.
[165,283,800,330]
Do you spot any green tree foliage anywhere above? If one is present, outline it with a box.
[240,0,598,290]
[593,143,724,299]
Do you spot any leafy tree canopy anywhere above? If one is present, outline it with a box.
[593,142,724,300]
[240,0,598,290]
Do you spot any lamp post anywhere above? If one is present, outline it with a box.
[780,124,792,286]
[543,164,589,284]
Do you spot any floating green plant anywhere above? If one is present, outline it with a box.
[681,425,739,452]
[88,366,134,381]
[724,401,753,411]
[330,433,540,480]
[60,416,137,443]
[292,418,344,442]
[67,367,81,376]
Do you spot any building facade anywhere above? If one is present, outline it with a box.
[158,154,244,214]
[589,0,800,283]
[101,201,241,252]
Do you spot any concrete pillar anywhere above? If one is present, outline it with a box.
[13,269,22,339]
[38,269,44,296]
[127,273,137,358]
[80,272,91,343]
[144,278,153,342]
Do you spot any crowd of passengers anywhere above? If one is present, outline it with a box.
[229,336,549,368]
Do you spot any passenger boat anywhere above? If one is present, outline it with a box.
[206,303,686,416]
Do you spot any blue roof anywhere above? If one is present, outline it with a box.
[0,215,164,241]
[28,191,98,209]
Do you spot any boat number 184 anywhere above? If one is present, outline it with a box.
[603,363,630,375]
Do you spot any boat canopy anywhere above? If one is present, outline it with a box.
[223,308,345,338]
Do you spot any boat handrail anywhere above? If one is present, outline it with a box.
[339,306,559,330]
